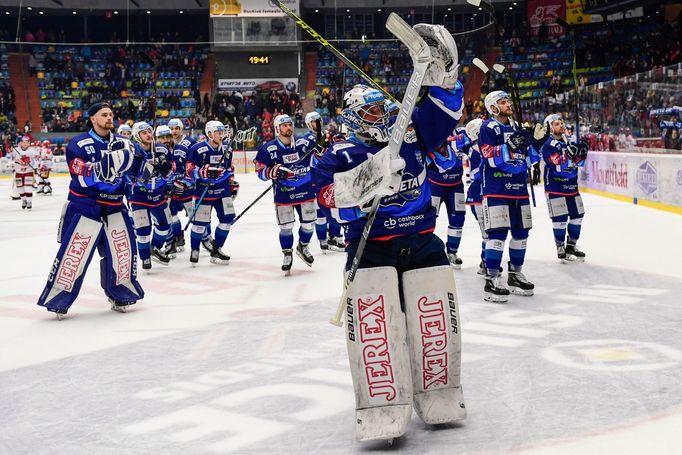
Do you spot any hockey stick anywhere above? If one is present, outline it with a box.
[492,63,537,207]
[273,0,398,104]
[330,13,432,327]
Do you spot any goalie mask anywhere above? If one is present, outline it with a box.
[341,85,391,144]
[484,91,510,116]
[304,111,322,132]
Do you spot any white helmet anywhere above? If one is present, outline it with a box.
[544,113,562,131]
[465,118,484,143]
[155,125,172,138]
[304,111,321,131]
[205,120,226,142]
[484,90,510,116]
[117,124,132,136]
[274,114,293,136]
[131,121,152,143]
[341,84,390,143]
[167,118,183,129]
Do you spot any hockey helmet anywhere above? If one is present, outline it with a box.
[544,113,563,131]
[167,118,184,129]
[155,125,172,138]
[274,114,293,137]
[340,84,390,143]
[131,121,153,143]
[465,118,484,143]
[484,90,510,116]
[304,111,321,131]
[205,120,226,143]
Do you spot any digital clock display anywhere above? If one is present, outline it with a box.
[248,55,270,65]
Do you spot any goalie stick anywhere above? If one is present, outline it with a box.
[329,13,433,327]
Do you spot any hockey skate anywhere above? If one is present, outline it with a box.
[21,200,27,209]
[447,251,463,269]
[210,244,230,264]
[151,247,171,266]
[44,185,52,195]
[163,239,178,259]
[565,242,586,262]
[36,186,44,194]
[319,239,329,253]
[328,236,345,252]
[484,274,510,303]
[507,262,534,296]
[142,258,152,270]
[557,244,567,262]
[175,235,186,252]
[110,299,132,313]
[26,201,32,210]
[52,309,68,320]
[189,249,200,266]
[295,242,314,267]
[281,249,293,274]
[477,260,487,276]
[201,236,214,253]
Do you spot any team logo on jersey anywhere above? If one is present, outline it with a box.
[283,153,299,164]
[403,127,417,144]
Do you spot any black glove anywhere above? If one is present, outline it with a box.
[577,140,589,160]
[506,131,529,153]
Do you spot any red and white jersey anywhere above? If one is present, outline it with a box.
[10,146,38,174]
[40,147,53,170]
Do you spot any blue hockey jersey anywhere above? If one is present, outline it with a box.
[254,135,316,205]
[313,85,463,243]
[427,128,467,187]
[478,118,539,199]
[171,135,197,176]
[65,130,142,209]
[127,143,173,207]
[541,136,584,196]
[187,140,235,200]
[465,143,483,205]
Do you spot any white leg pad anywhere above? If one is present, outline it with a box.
[345,266,412,441]
[402,265,467,424]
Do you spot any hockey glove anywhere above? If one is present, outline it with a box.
[198,164,225,180]
[95,147,134,182]
[266,164,295,180]
[413,23,459,88]
[577,140,589,160]
[230,180,240,199]
[566,143,580,161]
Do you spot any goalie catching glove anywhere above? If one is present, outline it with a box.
[413,23,459,88]
[94,139,134,182]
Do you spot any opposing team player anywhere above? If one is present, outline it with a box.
[478,91,540,302]
[127,122,174,269]
[117,124,132,138]
[10,135,37,209]
[37,102,144,317]
[186,120,236,265]
[428,128,468,268]
[255,114,317,272]
[462,118,487,275]
[37,140,53,195]
[305,111,344,252]
[540,114,588,261]
[313,23,466,441]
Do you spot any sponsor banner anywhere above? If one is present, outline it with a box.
[232,150,258,174]
[217,78,298,92]
[580,151,682,208]
[210,0,299,17]
[565,0,603,25]
[528,0,566,38]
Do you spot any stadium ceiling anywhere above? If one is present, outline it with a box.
[0,0,511,11]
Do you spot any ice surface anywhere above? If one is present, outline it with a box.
[0,174,681,454]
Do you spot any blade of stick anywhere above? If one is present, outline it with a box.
[386,13,431,63]
[472,57,489,74]
[493,63,506,74]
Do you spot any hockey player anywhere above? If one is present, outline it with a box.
[186,120,236,265]
[127,122,174,269]
[37,102,144,317]
[255,114,317,272]
[478,91,540,302]
[540,114,588,261]
[428,128,468,268]
[10,135,37,209]
[305,111,344,252]
[462,118,487,275]
[313,22,466,441]
[37,140,53,195]
[117,124,132,138]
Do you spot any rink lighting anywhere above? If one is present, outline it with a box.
[27,6,32,10]
[447,7,451,10]
[147,10,151,14]
[377,8,381,11]
[179,10,184,14]
[315,9,319,12]
[346,9,350,12]
[72,11,77,14]
[114,10,118,14]
[509,6,513,9]
[4,11,9,15]
[39,11,44,14]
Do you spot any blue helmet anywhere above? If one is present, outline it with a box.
[341,85,391,143]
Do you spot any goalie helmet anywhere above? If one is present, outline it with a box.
[274,114,293,136]
[131,121,152,143]
[484,91,510,116]
[341,84,390,143]
[465,118,484,143]
[304,111,321,131]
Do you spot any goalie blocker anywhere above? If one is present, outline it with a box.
[345,265,465,441]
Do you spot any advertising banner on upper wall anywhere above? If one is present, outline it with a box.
[528,0,566,38]
[210,0,299,17]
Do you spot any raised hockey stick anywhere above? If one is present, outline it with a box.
[273,0,398,104]
[329,13,433,327]
[492,63,537,207]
